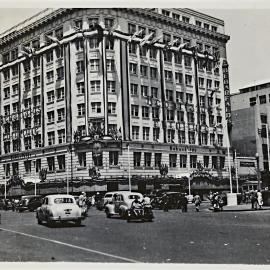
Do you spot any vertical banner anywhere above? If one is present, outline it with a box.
[222,59,232,125]
[120,40,130,141]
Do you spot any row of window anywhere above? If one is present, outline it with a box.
[249,94,270,106]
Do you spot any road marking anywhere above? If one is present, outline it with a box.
[0,227,141,263]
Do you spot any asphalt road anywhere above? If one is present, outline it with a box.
[0,203,270,264]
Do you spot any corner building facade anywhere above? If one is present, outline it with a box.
[0,8,231,190]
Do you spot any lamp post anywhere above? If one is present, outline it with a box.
[255,152,261,190]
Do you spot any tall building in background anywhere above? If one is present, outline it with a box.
[231,80,270,172]
[0,8,231,192]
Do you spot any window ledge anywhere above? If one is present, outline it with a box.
[57,98,65,102]
[57,119,65,123]
[47,101,55,105]
[47,122,55,125]
[109,165,120,169]
[77,166,87,171]
[77,93,85,97]
[77,115,86,118]
[57,169,66,173]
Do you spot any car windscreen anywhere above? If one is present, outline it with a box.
[105,194,113,198]
[128,195,140,200]
[54,198,74,204]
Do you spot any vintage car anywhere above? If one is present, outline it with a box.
[96,191,117,210]
[36,194,84,226]
[104,191,143,219]
[17,195,42,212]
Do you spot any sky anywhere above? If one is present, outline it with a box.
[0,6,270,93]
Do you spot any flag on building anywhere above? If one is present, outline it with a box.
[139,32,154,47]
[148,35,162,46]
[128,29,144,43]
[45,35,61,46]
[176,42,188,52]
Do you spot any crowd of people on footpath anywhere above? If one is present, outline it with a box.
[249,190,263,210]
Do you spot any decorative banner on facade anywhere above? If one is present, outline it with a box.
[222,59,232,124]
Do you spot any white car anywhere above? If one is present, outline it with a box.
[36,194,84,226]
[104,191,143,219]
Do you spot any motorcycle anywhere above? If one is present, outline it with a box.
[126,205,154,222]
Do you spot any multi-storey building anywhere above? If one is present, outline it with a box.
[231,79,270,172]
[0,8,231,192]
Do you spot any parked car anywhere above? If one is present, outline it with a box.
[96,191,117,210]
[17,195,42,212]
[36,194,84,226]
[151,191,182,209]
[104,191,143,219]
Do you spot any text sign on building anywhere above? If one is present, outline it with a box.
[240,161,255,167]
[222,60,232,124]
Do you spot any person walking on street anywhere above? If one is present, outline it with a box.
[180,193,188,212]
[250,190,258,210]
[257,190,263,210]
[193,194,201,212]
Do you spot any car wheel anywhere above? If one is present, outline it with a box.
[75,219,81,226]
[105,209,111,218]
[37,216,42,225]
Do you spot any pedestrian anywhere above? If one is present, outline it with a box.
[193,194,201,212]
[257,190,263,210]
[91,194,96,207]
[162,194,169,212]
[180,194,188,212]
[78,192,86,208]
[250,190,258,210]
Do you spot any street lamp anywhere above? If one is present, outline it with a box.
[255,152,261,190]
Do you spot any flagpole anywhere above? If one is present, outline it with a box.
[234,149,239,193]
[4,164,7,200]
[265,123,270,172]
[128,144,131,191]
[34,160,37,196]
[226,121,233,193]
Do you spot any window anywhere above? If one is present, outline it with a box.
[129,43,137,54]
[12,102,19,113]
[143,127,150,140]
[4,105,10,116]
[153,128,160,141]
[13,140,20,152]
[169,154,177,167]
[33,76,41,88]
[152,107,159,119]
[24,98,31,109]
[47,111,55,124]
[131,84,138,95]
[140,47,147,57]
[182,16,190,23]
[187,112,194,123]
[201,113,206,124]
[150,67,158,80]
[25,117,31,129]
[166,90,173,101]
[175,53,182,65]
[216,98,221,105]
[204,23,210,30]
[46,71,54,83]
[206,79,212,89]
[259,95,267,104]
[163,33,171,43]
[184,55,192,67]
[130,63,137,75]
[88,17,99,26]
[89,38,99,49]
[210,133,215,145]
[178,131,185,144]
[212,26,217,32]
[203,156,209,168]
[140,65,148,77]
[77,82,85,94]
[77,125,86,136]
[4,142,10,154]
[3,53,10,64]
[180,155,187,168]
[167,129,175,142]
[217,134,223,146]
[46,50,53,63]
[3,69,10,81]
[206,61,212,72]
[74,19,83,29]
[48,132,55,146]
[149,48,157,59]
[12,121,20,132]
[12,65,18,76]
[142,106,149,118]
[34,135,42,148]
[172,13,180,20]
[196,20,202,27]
[57,108,65,121]
[11,48,18,61]
[23,61,30,73]
[141,85,148,97]
[3,87,10,99]
[76,61,84,73]
[75,39,84,51]
[144,153,151,167]
[47,157,55,172]
[56,87,65,100]
[220,156,225,169]
[134,152,141,167]
[155,153,162,168]
[177,110,184,121]
[200,96,206,107]
[188,131,195,144]
[109,151,119,166]
[105,18,114,29]
[34,115,41,127]
[175,72,183,84]
[132,126,139,140]
[217,116,222,124]
[128,23,136,34]
[56,46,63,58]
[24,160,31,173]
[199,77,204,88]
[47,91,55,103]
[24,137,32,150]
[90,59,100,71]
[214,80,220,89]
[108,102,116,114]
[164,51,172,62]
[201,133,208,145]
[107,81,116,93]
[24,79,31,91]
[151,87,158,98]
[212,156,217,169]
[33,56,40,68]
[190,155,197,168]
[12,84,19,95]
[78,103,86,116]
[55,27,63,39]
[106,39,114,50]
[91,102,101,113]
[165,70,173,81]
[106,59,115,72]
[185,75,192,86]
[131,105,139,117]
[58,130,66,144]
[91,81,101,92]
[56,67,64,80]
[78,152,87,167]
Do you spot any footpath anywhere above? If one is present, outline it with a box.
[209,203,270,212]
